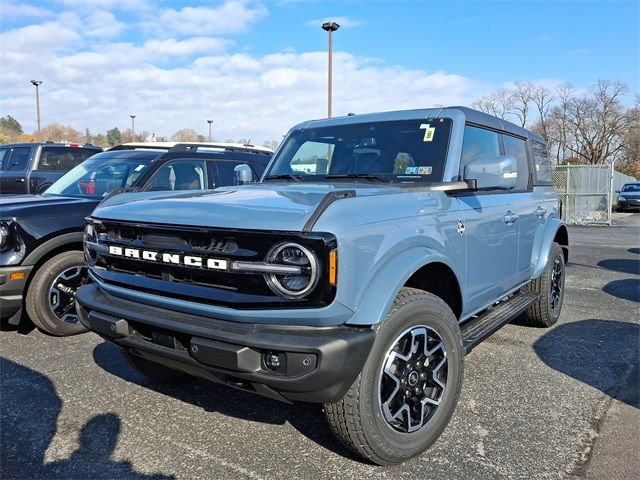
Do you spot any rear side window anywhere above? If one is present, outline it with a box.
[531,140,553,184]
[38,147,96,171]
[502,134,530,190]
[5,147,31,171]
[0,147,9,170]
[460,125,500,178]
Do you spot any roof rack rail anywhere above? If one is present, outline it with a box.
[168,143,271,155]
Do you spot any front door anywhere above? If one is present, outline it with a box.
[0,146,32,194]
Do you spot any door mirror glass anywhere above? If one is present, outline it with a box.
[463,155,518,190]
[234,164,253,185]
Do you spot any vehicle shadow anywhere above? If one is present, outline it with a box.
[597,258,640,275]
[533,319,639,409]
[602,278,640,303]
[0,357,175,479]
[92,341,361,462]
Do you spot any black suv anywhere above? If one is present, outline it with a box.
[0,142,102,194]
[0,143,271,335]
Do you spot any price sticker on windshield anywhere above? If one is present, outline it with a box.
[420,123,436,142]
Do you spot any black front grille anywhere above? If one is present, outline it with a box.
[87,219,337,309]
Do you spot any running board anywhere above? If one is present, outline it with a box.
[461,292,538,355]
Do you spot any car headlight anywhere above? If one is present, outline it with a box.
[0,223,11,251]
[618,196,627,202]
[264,242,319,298]
[83,223,98,263]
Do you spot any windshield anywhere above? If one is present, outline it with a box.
[621,183,640,193]
[44,152,155,198]
[265,118,452,183]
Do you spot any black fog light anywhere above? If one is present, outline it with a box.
[264,351,283,370]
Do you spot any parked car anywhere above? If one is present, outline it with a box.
[616,182,640,212]
[0,142,102,194]
[0,143,271,336]
[77,106,568,465]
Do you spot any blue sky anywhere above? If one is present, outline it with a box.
[0,0,637,143]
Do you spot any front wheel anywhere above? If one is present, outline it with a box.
[324,288,464,465]
[25,251,89,336]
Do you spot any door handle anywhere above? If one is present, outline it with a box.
[15,178,25,183]
[535,206,547,218]
[504,211,519,224]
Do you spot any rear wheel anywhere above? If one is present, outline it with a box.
[324,288,464,465]
[521,242,565,327]
[121,350,193,384]
[26,251,88,336]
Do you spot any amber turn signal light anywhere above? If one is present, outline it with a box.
[329,249,337,286]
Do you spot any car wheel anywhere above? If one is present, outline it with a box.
[323,288,464,465]
[121,349,193,384]
[521,242,565,328]
[25,251,89,336]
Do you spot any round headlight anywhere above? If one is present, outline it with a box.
[0,223,10,250]
[265,242,319,299]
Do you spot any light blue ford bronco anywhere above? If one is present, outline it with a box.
[78,106,568,465]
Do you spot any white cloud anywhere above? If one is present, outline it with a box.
[57,0,153,12]
[145,1,268,37]
[306,16,363,28]
[83,11,127,38]
[0,0,51,19]
[143,37,230,58]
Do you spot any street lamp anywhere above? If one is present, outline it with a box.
[30,80,43,138]
[130,115,136,136]
[207,120,213,141]
[321,21,340,118]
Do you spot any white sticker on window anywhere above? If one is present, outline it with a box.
[420,123,436,142]
[406,166,432,175]
[134,164,145,172]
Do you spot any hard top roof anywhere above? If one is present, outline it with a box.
[290,106,545,143]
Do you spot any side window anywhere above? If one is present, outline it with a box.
[460,125,500,178]
[144,160,206,191]
[502,134,530,190]
[0,148,9,170]
[215,161,250,187]
[531,141,553,184]
[5,147,31,171]
[38,147,94,171]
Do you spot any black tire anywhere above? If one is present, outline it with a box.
[324,288,464,465]
[25,251,88,336]
[121,349,193,384]
[521,242,565,328]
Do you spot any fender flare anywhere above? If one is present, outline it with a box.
[22,232,84,266]
[530,219,568,279]
[346,247,461,326]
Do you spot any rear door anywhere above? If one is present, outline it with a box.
[0,146,32,194]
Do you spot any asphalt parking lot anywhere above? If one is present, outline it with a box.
[1,214,638,480]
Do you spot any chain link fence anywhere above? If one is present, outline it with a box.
[552,164,638,225]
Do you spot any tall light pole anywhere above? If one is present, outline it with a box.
[130,115,136,136]
[30,80,43,139]
[207,120,213,141]
[321,22,340,118]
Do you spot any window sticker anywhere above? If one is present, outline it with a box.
[134,164,146,172]
[420,123,436,142]
[406,166,432,175]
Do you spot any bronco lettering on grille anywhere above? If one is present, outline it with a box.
[107,245,228,270]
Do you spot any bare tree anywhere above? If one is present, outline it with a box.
[618,95,640,177]
[170,128,199,142]
[511,81,536,127]
[472,89,514,120]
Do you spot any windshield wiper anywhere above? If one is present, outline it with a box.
[325,173,391,183]
[263,174,303,182]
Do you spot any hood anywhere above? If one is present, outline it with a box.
[93,183,401,231]
[0,194,96,218]
[620,191,640,199]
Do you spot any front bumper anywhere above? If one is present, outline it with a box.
[76,284,375,403]
[618,200,640,211]
[0,265,32,321]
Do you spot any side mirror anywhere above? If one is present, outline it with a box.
[615,190,620,193]
[464,155,518,190]
[234,164,253,185]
